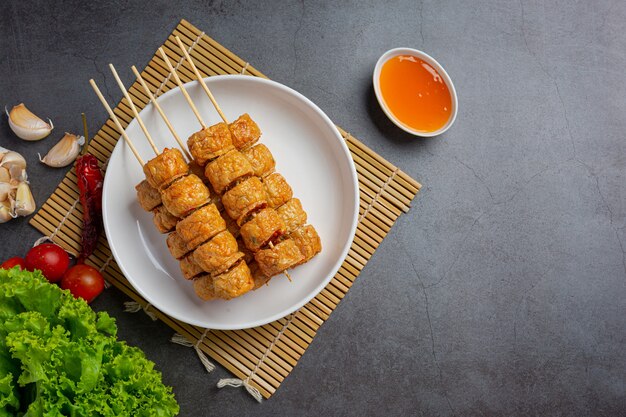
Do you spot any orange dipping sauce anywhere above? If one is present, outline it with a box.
[379,55,452,133]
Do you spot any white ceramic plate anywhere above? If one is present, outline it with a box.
[103,75,359,330]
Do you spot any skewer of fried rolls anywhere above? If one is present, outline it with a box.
[182,109,321,284]
[173,35,322,286]
[107,64,255,301]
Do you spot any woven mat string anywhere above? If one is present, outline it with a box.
[217,312,296,402]
[32,198,80,257]
[155,31,205,97]
[241,62,250,75]
[170,330,215,372]
[358,167,399,224]
[123,300,157,321]
[98,254,114,288]
[217,378,263,403]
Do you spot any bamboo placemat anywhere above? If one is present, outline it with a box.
[29,19,421,400]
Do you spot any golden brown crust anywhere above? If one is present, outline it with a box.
[276,198,307,234]
[289,225,322,266]
[222,177,268,224]
[188,160,212,185]
[229,113,261,150]
[180,254,204,280]
[242,144,275,177]
[187,123,234,166]
[176,204,226,250]
[226,216,240,238]
[237,237,254,263]
[204,150,253,194]
[135,180,162,211]
[193,230,243,276]
[212,260,254,299]
[152,205,180,233]
[192,275,217,301]
[254,239,304,278]
[166,232,189,260]
[194,263,256,301]
[263,173,293,208]
[249,261,271,290]
[143,148,188,189]
[240,208,286,252]
[161,174,211,218]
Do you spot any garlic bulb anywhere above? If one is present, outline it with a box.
[6,103,53,141]
[0,167,9,183]
[0,201,14,223]
[0,183,13,201]
[0,147,36,222]
[14,182,35,216]
[0,151,27,182]
[39,133,85,167]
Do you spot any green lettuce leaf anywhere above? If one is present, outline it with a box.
[0,267,179,416]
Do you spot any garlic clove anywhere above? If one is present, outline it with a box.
[9,167,27,182]
[0,183,13,202]
[0,167,9,183]
[14,181,35,217]
[0,151,27,174]
[0,200,14,223]
[0,146,8,161]
[6,103,53,141]
[39,133,85,168]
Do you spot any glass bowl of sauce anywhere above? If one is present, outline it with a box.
[373,48,457,137]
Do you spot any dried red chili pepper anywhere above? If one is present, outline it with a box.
[75,114,103,262]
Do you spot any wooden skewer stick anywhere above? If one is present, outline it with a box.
[131,65,193,161]
[89,79,144,166]
[158,47,207,129]
[174,36,229,124]
[109,64,159,156]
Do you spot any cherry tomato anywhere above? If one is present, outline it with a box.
[24,243,71,282]
[1,257,26,270]
[61,264,105,303]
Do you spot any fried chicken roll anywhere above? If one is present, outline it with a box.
[135,180,162,211]
[222,176,268,225]
[242,143,275,178]
[254,238,304,278]
[229,113,261,150]
[240,208,286,252]
[193,230,243,276]
[276,198,307,234]
[193,260,254,300]
[143,148,189,189]
[176,203,226,250]
[152,205,180,233]
[187,122,234,166]
[263,173,293,208]
[161,174,211,218]
[226,216,240,238]
[180,255,204,280]
[237,237,254,263]
[166,232,189,260]
[249,261,271,290]
[204,150,253,194]
[289,225,322,266]
[189,160,212,186]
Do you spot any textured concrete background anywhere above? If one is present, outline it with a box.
[1,0,625,415]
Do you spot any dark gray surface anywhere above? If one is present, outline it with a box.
[1,0,625,415]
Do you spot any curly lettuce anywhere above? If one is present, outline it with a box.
[0,267,179,417]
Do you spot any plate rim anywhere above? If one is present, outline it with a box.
[102,74,360,330]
